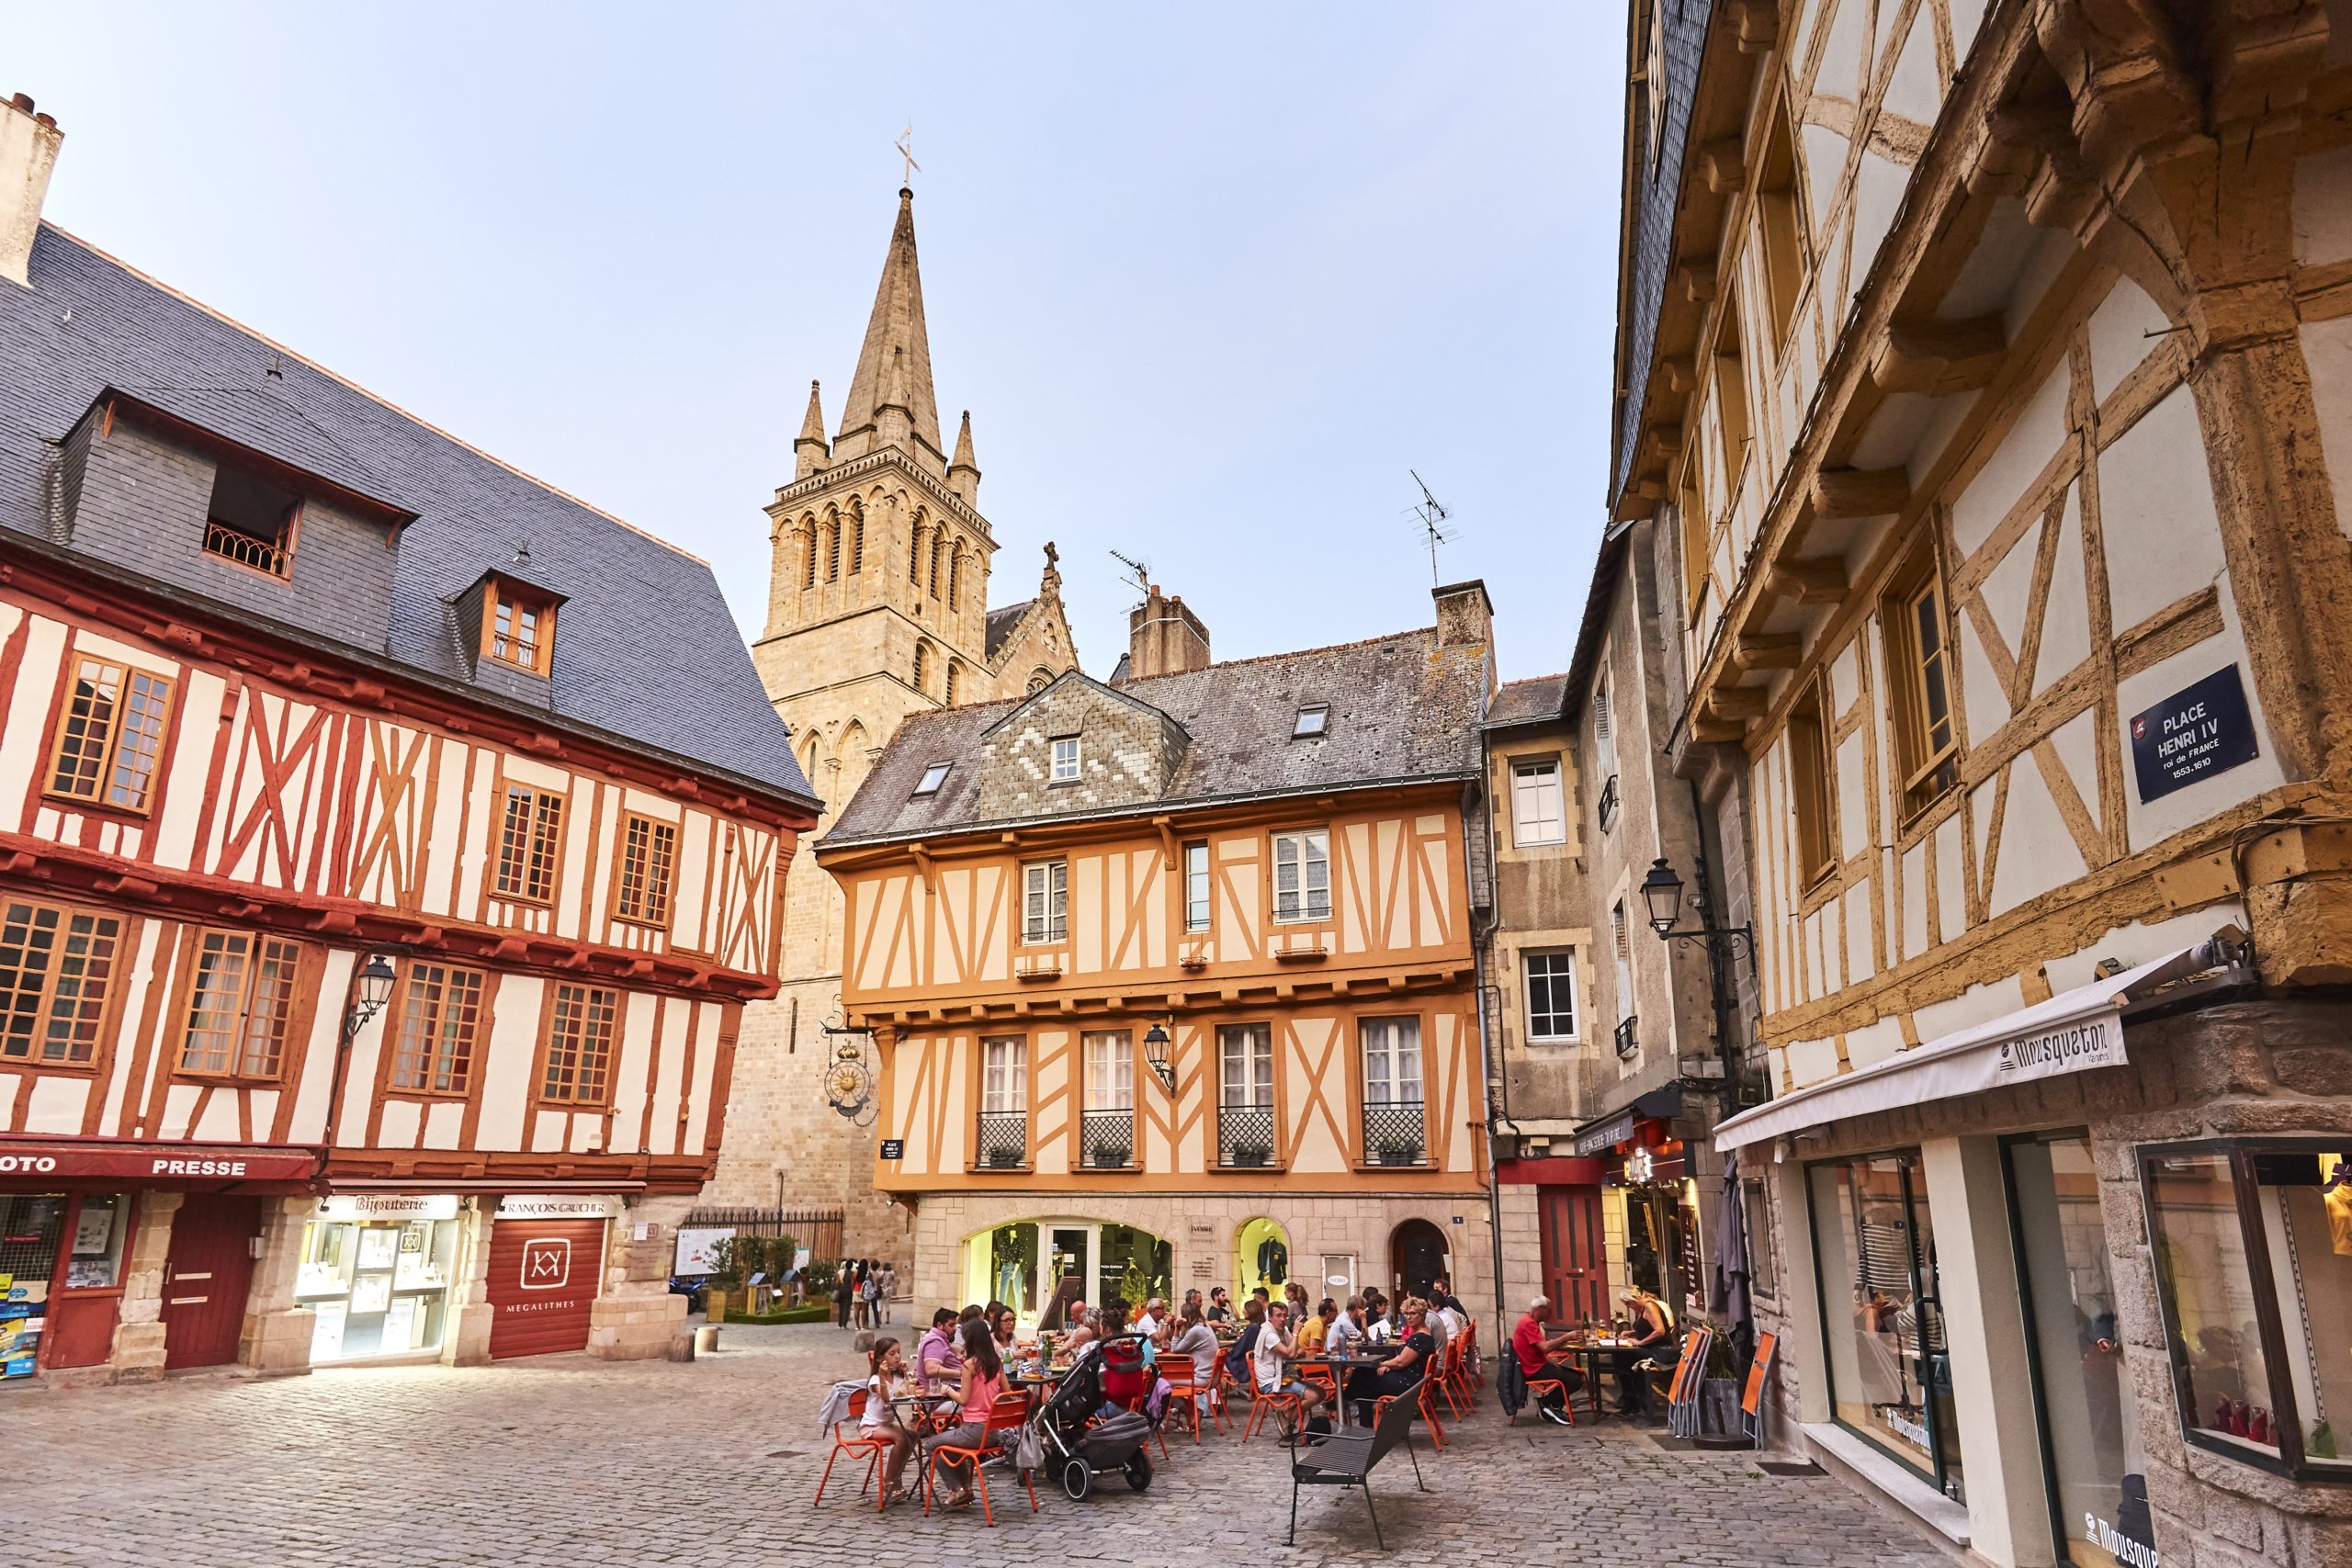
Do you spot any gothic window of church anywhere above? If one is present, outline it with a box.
[1027,669,1052,696]
[930,536,947,599]
[848,504,865,574]
[912,642,930,694]
[802,523,819,591]
[944,661,959,705]
[910,517,925,585]
[947,547,962,611]
[825,516,841,581]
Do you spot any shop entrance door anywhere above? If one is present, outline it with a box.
[487,1217,606,1359]
[1539,1186,1608,1325]
[1389,1219,1448,1302]
[162,1194,259,1370]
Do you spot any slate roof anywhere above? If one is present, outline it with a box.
[1611,0,1713,503]
[827,627,1488,845]
[1486,673,1568,728]
[0,227,813,807]
[985,599,1033,660]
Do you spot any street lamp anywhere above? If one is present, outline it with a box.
[1640,857,1686,937]
[345,952,399,1041]
[1141,1021,1177,1093]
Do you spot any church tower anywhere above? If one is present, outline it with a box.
[714,188,1080,1237]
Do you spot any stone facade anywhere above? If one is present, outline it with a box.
[707,188,1080,1255]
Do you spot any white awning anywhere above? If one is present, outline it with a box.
[1714,932,2241,1153]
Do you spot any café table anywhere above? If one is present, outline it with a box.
[1559,1337,1634,1421]
[1293,1354,1386,1427]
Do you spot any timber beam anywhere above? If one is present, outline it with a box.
[1769,556,1849,604]
[1699,139,1746,195]
[1871,315,2007,396]
[1704,685,1772,721]
[1732,633,1803,671]
[1808,467,1912,519]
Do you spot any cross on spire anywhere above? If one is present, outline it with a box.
[895,122,921,189]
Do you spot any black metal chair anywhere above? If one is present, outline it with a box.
[1287,1374,1429,1548]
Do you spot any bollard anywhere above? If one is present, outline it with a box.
[695,1324,721,1356]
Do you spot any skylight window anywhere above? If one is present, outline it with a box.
[913,761,952,797]
[1293,705,1330,739]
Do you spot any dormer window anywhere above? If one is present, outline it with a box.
[1050,736,1080,784]
[1293,704,1329,739]
[913,761,952,798]
[487,582,555,676]
[203,464,300,578]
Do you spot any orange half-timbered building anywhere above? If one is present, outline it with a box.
[819,584,1499,1319]
[0,99,816,1382]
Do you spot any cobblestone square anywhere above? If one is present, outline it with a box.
[1,1324,1944,1567]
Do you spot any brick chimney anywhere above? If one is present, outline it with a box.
[1433,579,1492,649]
[1126,586,1211,681]
[1,94,62,289]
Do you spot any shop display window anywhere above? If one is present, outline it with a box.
[1808,1151,1964,1500]
[298,1216,458,1363]
[2142,1142,2352,1480]
[2007,1132,2158,1568]
[62,1192,130,1289]
[0,1193,64,1378]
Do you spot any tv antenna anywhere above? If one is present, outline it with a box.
[1110,549,1153,604]
[1409,470,1455,585]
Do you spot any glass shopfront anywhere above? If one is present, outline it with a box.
[2007,1132,2157,1568]
[0,1190,133,1378]
[960,1218,1172,1330]
[1809,1151,1963,1499]
[298,1195,460,1363]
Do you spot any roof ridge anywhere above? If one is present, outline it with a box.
[44,222,709,567]
[1117,624,1440,687]
[1498,671,1570,685]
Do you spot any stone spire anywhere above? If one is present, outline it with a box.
[834,187,944,471]
[947,409,980,504]
[794,379,830,480]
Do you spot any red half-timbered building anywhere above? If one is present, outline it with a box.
[0,98,817,1381]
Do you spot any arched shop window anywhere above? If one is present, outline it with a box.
[1237,1215,1290,1300]
[960,1218,1170,1331]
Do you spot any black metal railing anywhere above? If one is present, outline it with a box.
[976,1111,1028,1168]
[1081,1109,1134,1168]
[1614,1015,1639,1060]
[1217,1102,1277,1168]
[1362,1100,1427,1166]
[1597,773,1621,833]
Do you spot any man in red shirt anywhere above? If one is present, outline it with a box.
[1511,1296,1585,1426]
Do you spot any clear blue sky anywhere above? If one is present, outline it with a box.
[15,4,1624,683]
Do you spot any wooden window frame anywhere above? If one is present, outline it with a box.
[1049,736,1080,784]
[1271,828,1332,925]
[175,927,303,1081]
[385,961,489,1098]
[1523,948,1580,1043]
[609,810,678,930]
[1755,98,1810,355]
[1510,757,1566,848]
[493,781,568,907]
[1022,859,1069,945]
[44,652,177,817]
[1882,541,1962,823]
[1182,840,1213,933]
[1679,458,1711,626]
[1787,673,1837,888]
[0,896,128,1072]
[482,582,557,677]
[1713,289,1753,499]
[537,981,619,1107]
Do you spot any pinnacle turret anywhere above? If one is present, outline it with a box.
[947,409,980,504]
[834,187,944,471]
[794,379,830,480]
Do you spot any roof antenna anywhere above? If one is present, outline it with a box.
[1110,549,1153,605]
[1409,469,1454,586]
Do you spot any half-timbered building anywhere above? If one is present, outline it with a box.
[0,96,817,1382]
[818,584,1497,1318]
[1611,3,2352,1564]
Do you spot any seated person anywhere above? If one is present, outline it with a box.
[1251,1301,1329,1440]
[1510,1295,1586,1426]
[1610,1287,1678,1418]
[916,1306,965,1419]
[1297,1298,1333,1356]
[1345,1296,1436,1421]
[861,1337,920,1500]
[920,1319,1009,1512]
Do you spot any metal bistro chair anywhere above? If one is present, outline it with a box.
[1657,1326,1713,1439]
[1739,1331,1780,1448]
[1435,1336,1474,1421]
[1289,1374,1430,1549]
[813,1388,897,1510]
[1216,1348,1256,1435]
[1159,1352,1217,1444]
[922,1390,1038,1527]
[1374,1372,1448,1451]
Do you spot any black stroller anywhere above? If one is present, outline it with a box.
[1031,1339,1156,1499]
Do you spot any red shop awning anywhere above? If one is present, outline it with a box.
[0,1136,322,1183]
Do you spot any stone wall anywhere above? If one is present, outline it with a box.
[972,678,1185,823]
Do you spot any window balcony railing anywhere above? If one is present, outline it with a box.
[1597,773,1621,834]
[1081,1109,1134,1169]
[203,519,289,578]
[1615,1015,1639,1061]
[976,1111,1028,1168]
[1216,1102,1277,1168]
[1363,1100,1427,1167]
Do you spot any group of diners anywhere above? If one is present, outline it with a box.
[842,1274,1487,1508]
[1509,1284,1679,1424]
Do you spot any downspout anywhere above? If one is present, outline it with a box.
[1464,778,1510,1333]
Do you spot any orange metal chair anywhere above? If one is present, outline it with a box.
[1159,1352,1219,1444]
[814,1388,897,1508]
[1432,1337,1472,1421]
[922,1390,1038,1526]
[1374,1374,1448,1450]
[1215,1351,1254,1435]
[1462,1320,1487,1387]
[1510,1357,1577,1427]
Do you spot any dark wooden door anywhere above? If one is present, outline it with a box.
[1389,1219,1448,1303]
[162,1194,259,1370]
[1539,1185,1608,1325]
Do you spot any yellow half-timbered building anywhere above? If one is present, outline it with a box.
[820,584,1498,1319]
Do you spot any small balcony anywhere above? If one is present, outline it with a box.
[1081,1109,1134,1169]
[975,1111,1029,1170]
[204,517,289,578]
[1597,773,1621,834]
[1362,1100,1426,1168]
[1614,1015,1639,1060]
[1216,1102,1277,1168]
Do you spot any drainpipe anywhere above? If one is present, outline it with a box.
[1464,779,1510,1332]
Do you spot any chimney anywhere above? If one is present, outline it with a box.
[1126,586,1211,681]
[1,94,62,289]
[1432,579,1492,650]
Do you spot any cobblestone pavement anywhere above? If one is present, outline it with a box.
[2,1324,1945,1567]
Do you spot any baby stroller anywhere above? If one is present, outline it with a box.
[1033,1339,1156,1499]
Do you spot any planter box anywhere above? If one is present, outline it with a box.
[1090,1149,1131,1169]
[1375,1149,1421,1168]
[1227,1150,1271,1168]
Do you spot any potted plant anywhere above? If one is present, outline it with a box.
[988,1146,1024,1168]
[1376,1138,1422,1168]
[703,1236,742,1321]
[1090,1139,1130,1169]
[1228,1142,1272,1168]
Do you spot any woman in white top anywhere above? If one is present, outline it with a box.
[861,1337,917,1502]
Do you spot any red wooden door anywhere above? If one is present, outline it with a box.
[486,1217,605,1359]
[162,1194,259,1370]
[1538,1185,1608,1325]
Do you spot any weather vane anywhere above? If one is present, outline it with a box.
[896,122,921,187]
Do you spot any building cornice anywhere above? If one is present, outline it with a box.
[768,444,997,549]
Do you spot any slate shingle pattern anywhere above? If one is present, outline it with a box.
[1486,673,1568,728]
[1612,0,1713,502]
[0,227,811,804]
